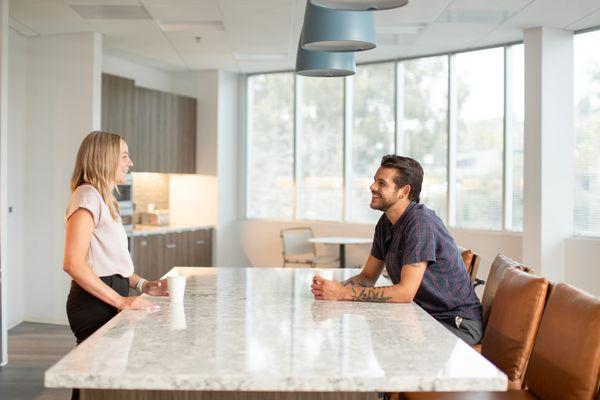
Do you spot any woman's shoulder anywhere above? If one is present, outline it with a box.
[70,184,103,204]
[73,183,102,197]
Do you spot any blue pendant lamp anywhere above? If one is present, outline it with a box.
[301,1,376,52]
[296,35,356,77]
[310,0,409,11]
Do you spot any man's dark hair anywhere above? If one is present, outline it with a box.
[380,155,424,203]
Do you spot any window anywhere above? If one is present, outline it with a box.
[247,73,294,219]
[350,62,395,223]
[246,45,523,232]
[297,76,344,221]
[399,56,448,221]
[574,30,600,236]
[454,48,504,230]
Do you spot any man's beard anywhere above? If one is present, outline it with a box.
[370,194,396,212]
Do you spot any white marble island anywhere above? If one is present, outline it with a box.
[45,267,507,399]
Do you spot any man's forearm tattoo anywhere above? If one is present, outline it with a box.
[348,282,392,303]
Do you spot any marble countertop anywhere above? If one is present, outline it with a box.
[45,267,507,392]
[132,225,213,236]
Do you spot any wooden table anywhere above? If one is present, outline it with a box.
[46,267,507,399]
[309,236,372,268]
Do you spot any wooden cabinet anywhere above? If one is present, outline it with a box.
[131,228,213,283]
[102,74,197,173]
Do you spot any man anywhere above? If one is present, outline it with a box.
[311,155,483,345]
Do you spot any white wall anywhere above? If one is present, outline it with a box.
[103,53,172,94]
[216,71,243,268]
[24,32,102,324]
[169,174,217,227]
[564,237,600,296]
[6,28,26,328]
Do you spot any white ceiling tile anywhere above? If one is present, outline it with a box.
[471,25,523,48]
[220,2,293,53]
[88,19,187,69]
[374,0,452,25]
[238,59,293,74]
[10,0,92,35]
[504,0,600,29]
[219,0,293,7]
[448,0,533,12]
[9,16,38,36]
[144,5,222,22]
[166,28,231,54]
[568,8,600,30]
[104,46,186,71]
[184,52,239,71]
[142,0,218,5]
[64,0,140,5]
[407,22,497,55]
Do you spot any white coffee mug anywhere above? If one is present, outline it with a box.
[313,269,334,282]
[167,275,187,303]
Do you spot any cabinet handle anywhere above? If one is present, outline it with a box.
[141,241,148,246]
[195,240,205,245]
[166,244,176,249]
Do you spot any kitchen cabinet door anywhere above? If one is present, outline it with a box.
[192,229,213,267]
[173,231,190,267]
[101,74,135,140]
[161,232,177,276]
[178,96,197,173]
[134,87,161,172]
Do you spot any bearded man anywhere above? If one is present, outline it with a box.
[311,155,483,345]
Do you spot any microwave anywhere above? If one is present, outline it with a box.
[114,174,133,235]
[114,173,133,205]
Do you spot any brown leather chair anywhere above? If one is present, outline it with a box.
[480,268,548,389]
[480,254,534,329]
[394,283,600,400]
[458,246,481,284]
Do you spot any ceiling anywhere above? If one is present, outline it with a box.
[9,0,600,73]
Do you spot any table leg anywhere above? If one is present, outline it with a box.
[339,244,346,268]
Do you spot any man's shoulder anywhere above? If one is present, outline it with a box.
[406,203,436,224]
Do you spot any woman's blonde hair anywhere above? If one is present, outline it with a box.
[71,131,123,220]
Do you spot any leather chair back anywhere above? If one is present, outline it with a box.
[481,254,534,327]
[481,268,548,389]
[525,283,600,400]
[458,247,481,284]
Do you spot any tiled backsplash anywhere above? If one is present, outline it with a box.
[133,172,169,214]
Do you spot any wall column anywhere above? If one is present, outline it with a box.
[522,27,574,282]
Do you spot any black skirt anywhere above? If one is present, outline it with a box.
[66,274,129,345]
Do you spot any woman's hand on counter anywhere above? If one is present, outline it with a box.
[143,279,169,297]
[118,296,159,311]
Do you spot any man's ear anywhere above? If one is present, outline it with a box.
[402,184,412,199]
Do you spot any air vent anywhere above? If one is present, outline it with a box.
[70,5,151,20]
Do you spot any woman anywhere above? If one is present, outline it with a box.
[63,131,168,347]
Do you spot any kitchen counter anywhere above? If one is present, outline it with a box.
[45,267,506,399]
[132,224,213,236]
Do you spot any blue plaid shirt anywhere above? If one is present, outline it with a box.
[371,202,482,321]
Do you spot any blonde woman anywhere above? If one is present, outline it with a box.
[63,131,168,348]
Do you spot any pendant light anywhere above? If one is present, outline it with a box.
[295,35,356,77]
[310,0,409,11]
[300,1,376,52]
